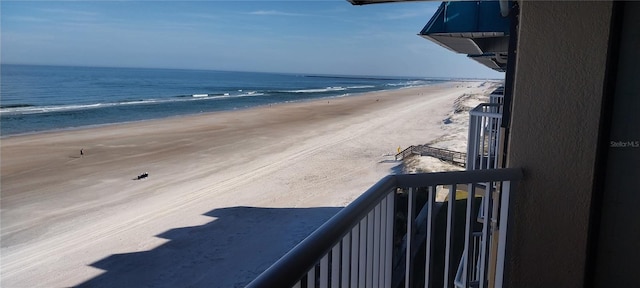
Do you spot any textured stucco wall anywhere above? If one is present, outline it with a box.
[505,1,613,287]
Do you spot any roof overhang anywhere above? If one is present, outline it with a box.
[420,33,508,55]
[468,53,508,72]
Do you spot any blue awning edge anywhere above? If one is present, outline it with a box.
[420,1,510,71]
[421,1,509,35]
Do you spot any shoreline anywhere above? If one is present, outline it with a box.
[0,83,449,139]
[1,81,494,287]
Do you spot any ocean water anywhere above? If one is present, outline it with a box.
[1,64,445,136]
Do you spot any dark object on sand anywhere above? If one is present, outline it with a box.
[135,172,149,180]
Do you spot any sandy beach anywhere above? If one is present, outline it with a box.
[1,82,495,287]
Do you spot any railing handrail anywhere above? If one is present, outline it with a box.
[395,168,520,187]
[246,175,397,288]
[470,103,503,118]
[246,168,522,288]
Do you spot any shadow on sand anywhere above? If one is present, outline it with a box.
[389,162,404,175]
[76,206,342,288]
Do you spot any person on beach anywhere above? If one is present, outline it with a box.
[80,149,84,157]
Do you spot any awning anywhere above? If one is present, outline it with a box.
[345,0,511,72]
[419,1,510,71]
[419,1,509,53]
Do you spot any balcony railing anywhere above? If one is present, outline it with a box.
[246,168,522,288]
[489,88,504,106]
[463,102,504,284]
[467,103,502,171]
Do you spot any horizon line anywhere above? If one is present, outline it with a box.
[0,62,504,81]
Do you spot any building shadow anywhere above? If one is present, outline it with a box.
[389,163,404,175]
[76,206,342,288]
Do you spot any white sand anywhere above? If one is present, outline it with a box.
[1,82,492,287]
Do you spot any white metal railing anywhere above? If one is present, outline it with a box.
[246,168,521,288]
[454,232,483,287]
[457,99,504,288]
[466,102,503,226]
[489,88,504,106]
[467,103,503,171]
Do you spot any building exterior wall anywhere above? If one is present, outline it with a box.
[505,1,613,286]
[595,2,640,286]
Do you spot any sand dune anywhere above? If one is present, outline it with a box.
[1,82,494,287]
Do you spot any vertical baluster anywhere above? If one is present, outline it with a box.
[491,181,498,287]
[359,217,367,288]
[480,114,487,170]
[308,264,316,288]
[385,191,395,288]
[444,184,457,288]
[466,114,476,170]
[489,178,501,287]
[366,210,374,288]
[379,197,387,287]
[320,255,329,288]
[342,232,351,288]
[488,115,494,169]
[469,112,481,170]
[351,224,360,288]
[424,185,435,288]
[463,184,477,288]
[405,187,415,288]
[478,181,492,288]
[495,180,512,288]
[373,203,381,288]
[474,232,480,281]
[332,244,340,288]
[473,112,478,170]
[496,114,500,167]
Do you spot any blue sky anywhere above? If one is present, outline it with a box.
[1,1,503,78]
